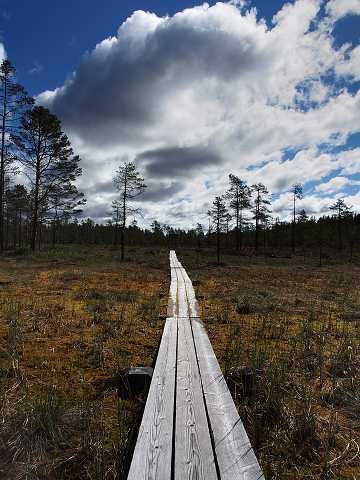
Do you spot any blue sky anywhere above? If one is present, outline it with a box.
[1,0,360,226]
[1,0,292,95]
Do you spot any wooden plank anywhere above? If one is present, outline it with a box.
[191,317,264,480]
[172,256,217,479]
[179,265,199,318]
[127,317,177,480]
[168,251,178,317]
[174,312,218,480]
[129,250,263,480]
[178,256,264,480]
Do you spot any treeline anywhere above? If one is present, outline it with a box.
[206,176,359,263]
[8,205,360,259]
[2,59,359,261]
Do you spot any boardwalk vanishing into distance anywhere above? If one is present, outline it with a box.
[128,250,264,480]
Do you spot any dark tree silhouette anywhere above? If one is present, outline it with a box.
[297,208,308,252]
[297,209,308,223]
[226,174,251,251]
[195,223,204,249]
[251,183,271,253]
[0,59,33,251]
[291,183,303,253]
[48,179,86,246]
[329,198,351,251]
[111,199,121,246]
[207,212,212,248]
[5,184,29,248]
[11,106,83,250]
[208,196,228,265]
[113,161,146,260]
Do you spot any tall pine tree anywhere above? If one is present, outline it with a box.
[251,183,271,253]
[226,174,251,251]
[208,196,229,265]
[113,162,146,260]
[11,106,84,250]
[0,59,33,251]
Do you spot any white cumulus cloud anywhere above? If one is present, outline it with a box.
[326,0,360,20]
[36,0,360,226]
[0,42,6,63]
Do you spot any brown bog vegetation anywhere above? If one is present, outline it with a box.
[0,246,168,479]
[0,246,359,479]
[182,249,360,479]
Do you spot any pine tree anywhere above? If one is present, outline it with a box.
[48,175,86,246]
[208,196,228,265]
[195,222,204,249]
[11,106,83,250]
[113,162,146,260]
[0,59,33,251]
[111,199,121,246]
[291,183,303,253]
[251,183,271,253]
[4,184,29,248]
[226,174,251,251]
[329,198,351,251]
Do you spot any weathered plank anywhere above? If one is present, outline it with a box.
[191,317,264,480]
[127,317,177,480]
[170,253,217,479]
[175,253,264,480]
[168,251,178,317]
[174,300,217,480]
[129,250,264,480]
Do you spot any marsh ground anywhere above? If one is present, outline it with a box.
[0,246,359,479]
[183,249,360,479]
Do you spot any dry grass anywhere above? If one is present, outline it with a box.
[181,248,360,479]
[1,245,359,479]
[0,245,168,479]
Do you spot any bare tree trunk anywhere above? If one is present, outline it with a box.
[0,75,7,253]
[31,193,39,251]
[319,223,323,267]
[5,206,9,250]
[52,221,56,247]
[31,145,41,251]
[255,194,259,253]
[338,211,342,252]
[216,223,220,265]
[292,195,296,254]
[207,218,211,247]
[121,185,127,261]
[13,210,17,248]
[19,210,22,247]
[239,209,243,251]
[114,207,119,246]
[120,225,125,260]
[38,220,42,250]
[235,204,239,251]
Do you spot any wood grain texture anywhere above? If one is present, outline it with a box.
[191,317,264,480]
[171,252,217,480]
[168,251,178,317]
[174,306,217,480]
[129,251,264,480]
[127,317,177,480]
[179,256,264,480]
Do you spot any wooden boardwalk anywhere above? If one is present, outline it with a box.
[128,251,264,480]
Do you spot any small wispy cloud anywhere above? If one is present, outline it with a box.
[68,35,78,47]
[0,9,11,21]
[29,61,43,75]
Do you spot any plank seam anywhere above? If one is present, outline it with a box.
[190,315,222,480]
[171,317,178,480]
[179,265,221,480]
